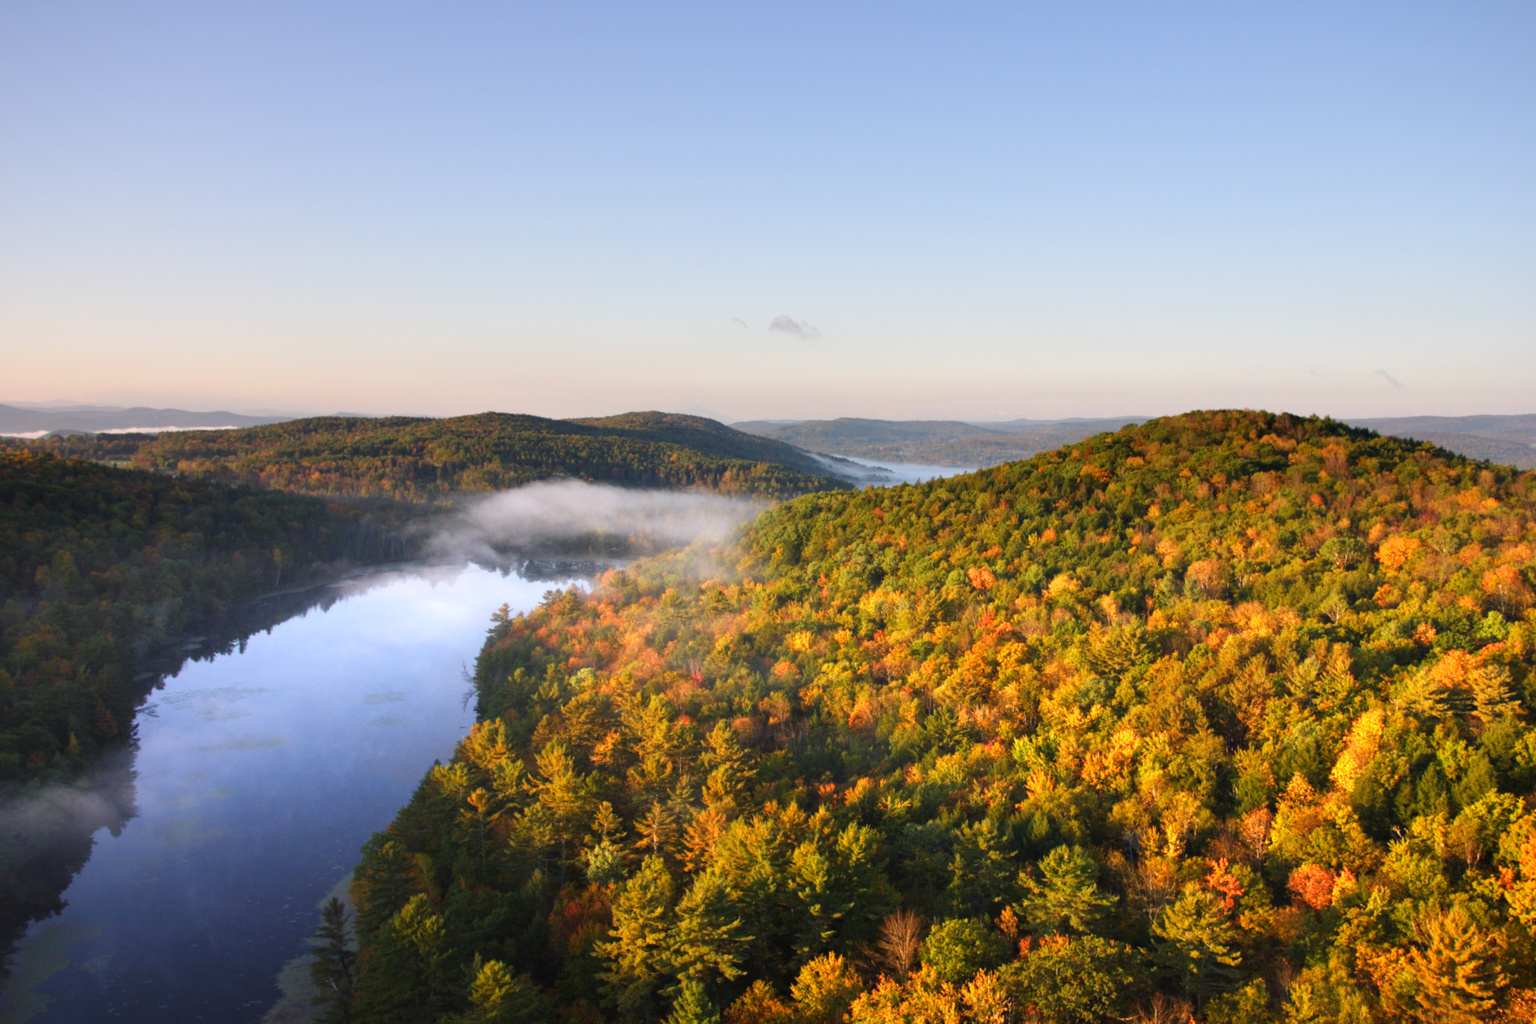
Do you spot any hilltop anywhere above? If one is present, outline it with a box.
[338,409,1536,1023]
[7,412,849,502]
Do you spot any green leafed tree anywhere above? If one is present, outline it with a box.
[999,934,1140,1024]
[352,893,452,1024]
[919,918,1009,986]
[438,956,554,1024]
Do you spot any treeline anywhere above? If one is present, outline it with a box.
[0,562,416,984]
[12,411,845,502]
[330,410,1536,1023]
[0,450,404,781]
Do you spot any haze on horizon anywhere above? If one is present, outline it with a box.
[1,2,1532,423]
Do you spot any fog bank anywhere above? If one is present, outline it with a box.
[425,480,766,564]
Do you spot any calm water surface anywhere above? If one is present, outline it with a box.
[0,563,587,1024]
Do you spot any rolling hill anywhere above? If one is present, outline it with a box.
[5,412,850,501]
[336,409,1536,1023]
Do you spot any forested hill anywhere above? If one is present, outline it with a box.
[569,411,850,480]
[9,412,847,501]
[0,451,395,781]
[0,450,404,979]
[340,410,1536,1024]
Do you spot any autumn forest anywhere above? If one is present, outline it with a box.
[5,409,1536,1024]
[324,411,1536,1024]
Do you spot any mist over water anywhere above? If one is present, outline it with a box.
[0,482,777,1023]
[807,453,975,486]
[424,480,766,564]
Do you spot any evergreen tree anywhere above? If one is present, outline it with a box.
[440,957,554,1024]
[671,865,750,988]
[597,855,677,1019]
[1152,884,1242,1010]
[666,977,721,1024]
[1406,905,1505,1023]
[309,896,355,1024]
[1017,844,1113,936]
[701,720,754,809]
[945,818,1015,917]
[352,838,422,945]
[352,893,452,1024]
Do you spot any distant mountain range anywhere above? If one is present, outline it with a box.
[734,413,1536,470]
[731,416,1152,467]
[8,404,1534,472]
[0,403,297,436]
[1349,414,1536,471]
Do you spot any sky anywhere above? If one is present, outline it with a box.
[1,2,1532,422]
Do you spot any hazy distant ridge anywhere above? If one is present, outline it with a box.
[1350,414,1536,470]
[732,416,1150,467]
[0,403,293,435]
[736,413,1536,470]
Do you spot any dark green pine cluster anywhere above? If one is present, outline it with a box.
[336,411,1536,1023]
[0,450,391,780]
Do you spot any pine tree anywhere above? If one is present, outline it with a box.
[351,839,421,945]
[947,818,1016,917]
[1017,844,1113,935]
[666,977,722,1024]
[442,957,554,1024]
[701,720,754,808]
[671,866,750,987]
[1152,883,1242,1010]
[309,896,355,1024]
[352,893,452,1024]
[1407,905,1505,1023]
[596,855,677,1019]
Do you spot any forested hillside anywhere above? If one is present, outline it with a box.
[336,410,1536,1023]
[9,412,845,501]
[0,451,398,780]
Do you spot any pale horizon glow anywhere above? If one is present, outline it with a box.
[2,2,1532,422]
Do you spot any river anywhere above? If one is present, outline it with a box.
[0,561,598,1024]
[0,467,972,1023]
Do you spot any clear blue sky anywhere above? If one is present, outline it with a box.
[2,2,1531,421]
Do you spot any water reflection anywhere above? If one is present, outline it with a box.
[809,453,974,486]
[0,561,597,1024]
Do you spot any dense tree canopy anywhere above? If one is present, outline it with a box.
[0,451,395,780]
[339,410,1536,1022]
[9,412,845,502]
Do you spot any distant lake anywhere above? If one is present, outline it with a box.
[809,454,974,487]
[837,456,975,485]
[0,562,598,1024]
